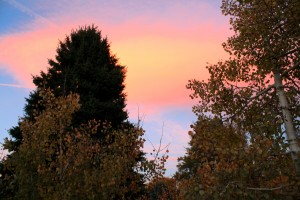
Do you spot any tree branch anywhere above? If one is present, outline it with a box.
[281,61,300,77]
[144,134,155,151]
[279,47,300,58]
[155,122,165,161]
[224,80,249,90]
[222,181,290,193]
[285,77,300,93]
[247,184,289,191]
[249,84,275,100]
[223,84,275,121]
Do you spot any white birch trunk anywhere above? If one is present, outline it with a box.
[274,71,300,175]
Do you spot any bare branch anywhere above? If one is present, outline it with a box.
[158,143,170,154]
[137,105,140,128]
[137,105,146,129]
[155,122,165,161]
[144,133,156,151]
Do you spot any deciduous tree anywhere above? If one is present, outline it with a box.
[11,89,153,199]
[187,0,300,175]
[176,115,298,199]
[147,177,177,200]
[178,0,300,198]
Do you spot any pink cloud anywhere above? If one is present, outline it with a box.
[113,33,228,107]
[0,21,230,107]
[0,0,231,110]
[0,26,65,87]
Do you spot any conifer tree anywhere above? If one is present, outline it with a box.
[5,25,128,152]
[1,25,141,199]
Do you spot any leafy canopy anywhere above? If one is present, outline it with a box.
[187,0,300,172]
[12,89,165,199]
[177,0,300,198]
[176,115,297,199]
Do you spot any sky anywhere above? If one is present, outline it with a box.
[0,0,231,176]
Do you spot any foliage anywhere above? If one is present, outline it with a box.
[146,177,177,200]
[0,148,16,199]
[2,89,164,199]
[178,0,300,198]
[176,115,299,199]
[187,0,300,173]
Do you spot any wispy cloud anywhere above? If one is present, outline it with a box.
[3,0,58,29]
[0,83,33,89]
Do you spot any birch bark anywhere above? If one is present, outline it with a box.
[274,71,300,175]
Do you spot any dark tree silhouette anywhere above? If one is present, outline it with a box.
[5,25,128,152]
[1,25,144,199]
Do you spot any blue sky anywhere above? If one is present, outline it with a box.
[0,0,230,176]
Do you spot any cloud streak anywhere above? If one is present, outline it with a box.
[3,0,58,29]
[0,83,33,89]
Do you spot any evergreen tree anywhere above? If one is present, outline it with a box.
[5,25,128,152]
[1,25,146,199]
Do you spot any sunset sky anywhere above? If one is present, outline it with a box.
[0,0,231,176]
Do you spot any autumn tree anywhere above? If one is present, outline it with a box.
[176,0,300,198]
[5,89,155,199]
[187,0,300,174]
[147,177,177,200]
[176,115,298,199]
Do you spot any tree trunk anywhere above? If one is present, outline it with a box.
[274,71,300,175]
